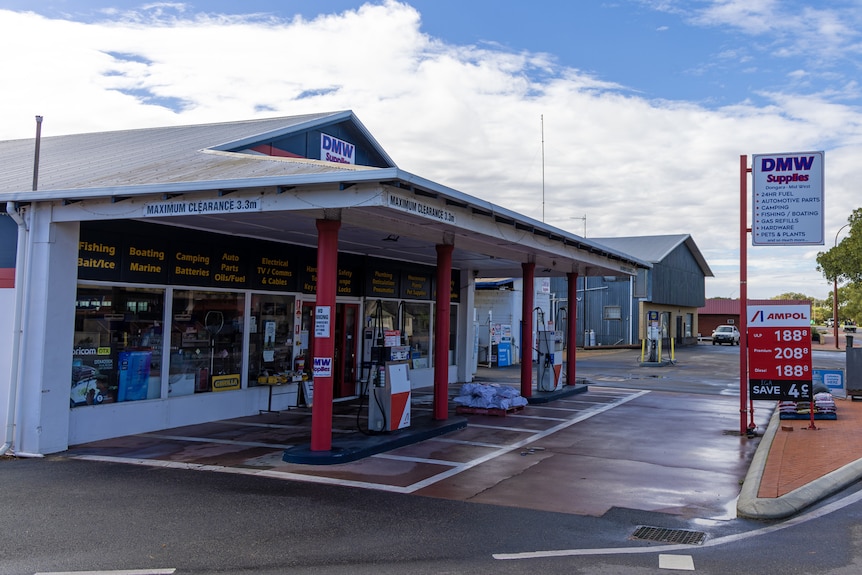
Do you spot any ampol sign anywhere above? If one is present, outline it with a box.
[747,304,813,401]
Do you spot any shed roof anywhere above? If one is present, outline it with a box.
[591,234,714,277]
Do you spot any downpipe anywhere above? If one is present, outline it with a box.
[1,202,28,456]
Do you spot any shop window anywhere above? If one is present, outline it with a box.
[72,286,165,407]
[449,304,458,366]
[248,294,296,386]
[403,302,431,369]
[365,300,399,332]
[169,290,245,396]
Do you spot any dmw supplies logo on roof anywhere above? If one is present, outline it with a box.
[747,305,810,327]
[321,133,355,164]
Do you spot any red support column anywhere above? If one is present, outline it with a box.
[567,272,578,387]
[739,155,750,436]
[310,219,340,452]
[521,262,535,398]
[434,244,453,420]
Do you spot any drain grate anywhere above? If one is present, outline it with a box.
[631,526,706,545]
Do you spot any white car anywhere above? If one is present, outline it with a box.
[712,325,740,345]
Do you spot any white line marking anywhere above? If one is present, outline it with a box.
[494,482,862,560]
[35,570,176,575]
[466,424,544,432]
[403,390,649,492]
[507,415,569,422]
[213,421,322,431]
[139,433,294,449]
[72,454,416,493]
[659,554,695,570]
[72,390,649,498]
[372,453,460,466]
[433,438,509,449]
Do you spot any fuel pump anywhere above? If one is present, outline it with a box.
[359,302,412,433]
[536,307,564,391]
[646,311,660,363]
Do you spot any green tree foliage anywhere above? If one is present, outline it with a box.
[817,208,862,321]
[771,292,814,301]
[817,208,862,283]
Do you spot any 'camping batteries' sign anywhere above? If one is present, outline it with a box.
[747,304,813,401]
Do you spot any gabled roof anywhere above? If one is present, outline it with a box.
[0,112,651,278]
[0,110,395,193]
[591,234,714,277]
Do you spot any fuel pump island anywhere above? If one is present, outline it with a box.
[639,310,675,367]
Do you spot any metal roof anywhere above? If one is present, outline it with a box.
[0,111,390,193]
[591,234,713,277]
[0,112,651,278]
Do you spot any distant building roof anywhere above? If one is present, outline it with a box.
[592,234,714,277]
[698,298,812,315]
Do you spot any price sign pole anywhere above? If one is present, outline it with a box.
[747,305,815,429]
[741,152,824,435]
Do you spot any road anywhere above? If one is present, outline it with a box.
[2,344,859,574]
[4,455,862,574]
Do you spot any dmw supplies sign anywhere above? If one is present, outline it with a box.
[320,133,355,164]
[313,356,332,378]
[752,151,824,246]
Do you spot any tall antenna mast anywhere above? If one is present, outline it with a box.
[541,114,545,222]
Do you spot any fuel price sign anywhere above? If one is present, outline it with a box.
[747,305,813,401]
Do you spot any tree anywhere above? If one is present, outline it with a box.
[817,208,862,321]
[817,208,862,283]
[771,292,815,301]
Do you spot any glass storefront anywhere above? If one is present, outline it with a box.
[403,302,431,369]
[248,293,297,386]
[169,290,245,395]
[72,286,165,407]
[72,221,463,412]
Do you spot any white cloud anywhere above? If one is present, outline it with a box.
[1,1,859,300]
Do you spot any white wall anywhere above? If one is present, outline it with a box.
[68,386,276,445]
[0,288,14,442]
[16,213,79,454]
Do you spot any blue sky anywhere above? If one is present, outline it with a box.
[2,1,861,299]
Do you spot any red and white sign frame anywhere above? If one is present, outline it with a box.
[747,304,813,401]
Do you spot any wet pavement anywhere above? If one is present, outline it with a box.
[64,342,858,521]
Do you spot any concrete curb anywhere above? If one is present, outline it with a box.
[737,409,862,519]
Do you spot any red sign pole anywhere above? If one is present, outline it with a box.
[740,155,751,436]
